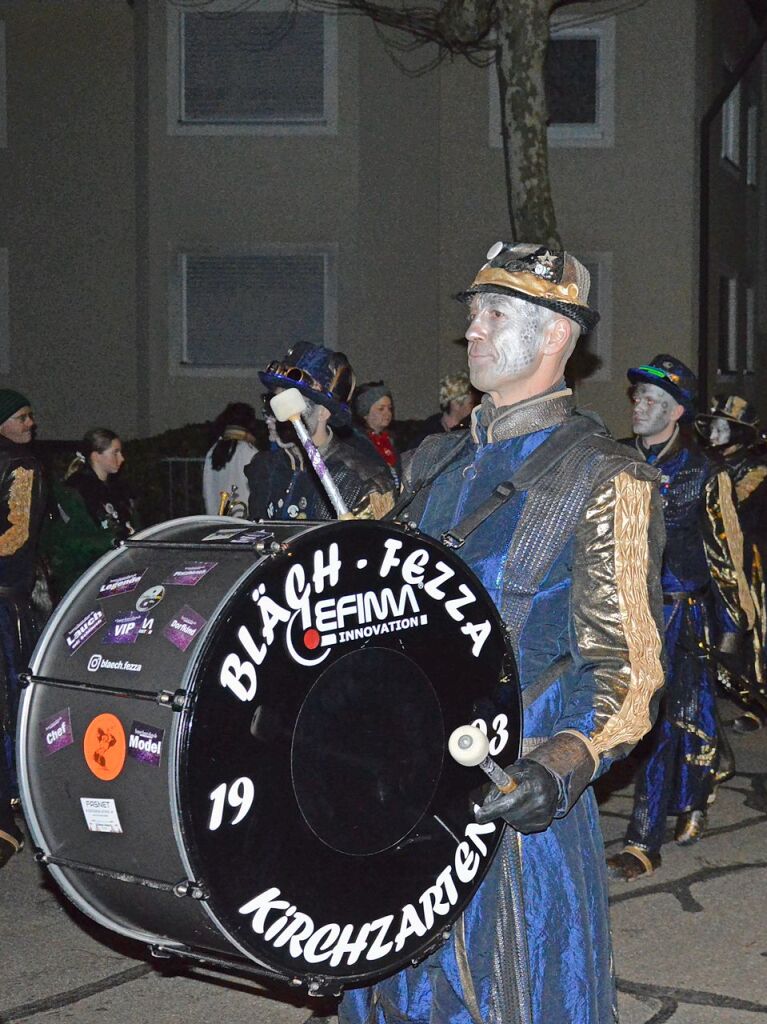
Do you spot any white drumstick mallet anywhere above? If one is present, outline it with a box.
[448,724,518,794]
[269,388,351,518]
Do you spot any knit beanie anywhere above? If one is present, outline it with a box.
[354,381,392,419]
[0,389,30,426]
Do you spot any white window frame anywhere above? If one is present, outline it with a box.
[0,249,8,374]
[577,251,613,381]
[721,80,741,168]
[166,0,338,136]
[717,273,738,376]
[745,285,755,373]
[168,244,338,379]
[0,22,7,149]
[746,104,758,186]
[489,15,615,150]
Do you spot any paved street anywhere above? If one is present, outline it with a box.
[1,701,765,1024]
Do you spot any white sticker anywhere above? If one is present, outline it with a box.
[80,797,123,833]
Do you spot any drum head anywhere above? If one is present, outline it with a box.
[178,520,520,988]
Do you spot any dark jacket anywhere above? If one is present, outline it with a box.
[43,465,137,598]
[246,431,394,521]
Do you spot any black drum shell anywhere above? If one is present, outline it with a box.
[18,516,521,992]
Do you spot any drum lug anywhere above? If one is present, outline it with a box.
[301,976,344,998]
[18,671,31,689]
[173,879,209,901]
[159,689,187,711]
[410,927,452,967]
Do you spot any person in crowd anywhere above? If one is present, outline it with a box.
[405,370,479,450]
[43,429,137,601]
[607,358,754,882]
[341,242,665,1024]
[353,381,400,485]
[247,343,395,521]
[695,394,767,732]
[202,402,259,517]
[0,390,46,868]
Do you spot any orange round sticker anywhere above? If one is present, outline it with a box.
[83,713,126,782]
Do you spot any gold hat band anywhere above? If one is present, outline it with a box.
[470,267,586,308]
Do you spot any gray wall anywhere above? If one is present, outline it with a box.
[0,0,763,441]
[0,1,137,441]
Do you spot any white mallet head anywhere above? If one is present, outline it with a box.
[448,725,490,767]
[270,388,307,423]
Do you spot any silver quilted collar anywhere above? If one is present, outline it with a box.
[472,388,575,442]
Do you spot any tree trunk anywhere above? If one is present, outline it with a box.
[495,0,560,246]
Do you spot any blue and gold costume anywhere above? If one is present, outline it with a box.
[616,427,752,858]
[341,388,666,1024]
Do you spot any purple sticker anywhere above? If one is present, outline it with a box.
[98,570,146,599]
[230,530,273,544]
[103,611,143,645]
[127,721,164,767]
[164,562,217,587]
[40,709,74,756]
[163,606,206,651]
[65,610,105,654]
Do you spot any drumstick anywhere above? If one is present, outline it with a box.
[269,388,352,519]
[448,724,518,794]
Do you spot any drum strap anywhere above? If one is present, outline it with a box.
[387,431,474,523]
[441,412,606,550]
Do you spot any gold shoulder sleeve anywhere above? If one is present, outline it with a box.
[0,466,34,556]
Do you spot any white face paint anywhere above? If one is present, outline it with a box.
[631,382,679,440]
[465,293,546,400]
[709,417,732,447]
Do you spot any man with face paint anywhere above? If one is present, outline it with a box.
[695,395,767,732]
[606,358,755,883]
[340,244,666,1024]
[246,343,394,521]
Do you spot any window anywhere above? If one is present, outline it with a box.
[170,248,337,376]
[489,16,615,149]
[0,249,8,374]
[717,275,738,374]
[745,285,755,373]
[747,104,758,186]
[721,80,741,167]
[167,0,338,135]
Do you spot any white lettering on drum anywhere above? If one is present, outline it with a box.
[237,819,497,967]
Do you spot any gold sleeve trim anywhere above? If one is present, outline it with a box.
[717,471,755,630]
[590,473,664,757]
[0,466,33,556]
[736,465,767,503]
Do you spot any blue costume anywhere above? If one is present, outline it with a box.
[341,388,666,1024]
[618,428,752,855]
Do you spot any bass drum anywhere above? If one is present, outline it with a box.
[19,516,520,995]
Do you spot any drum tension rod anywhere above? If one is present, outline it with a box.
[20,673,187,711]
[34,850,208,899]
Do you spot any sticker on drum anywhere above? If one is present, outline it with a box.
[83,713,127,781]
[98,570,146,600]
[80,797,123,833]
[163,606,206,651]
[135,584,165,612]
[127,722,164,767]
[65,609,105,654]
[164,562,217,586]
[40,708,74,756]
[103,611,143,645]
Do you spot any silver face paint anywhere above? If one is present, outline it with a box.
[631,382,676,439]
[465,293,546,397]
[709,417,732,447]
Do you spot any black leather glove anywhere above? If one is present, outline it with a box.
[474,758,560,835]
